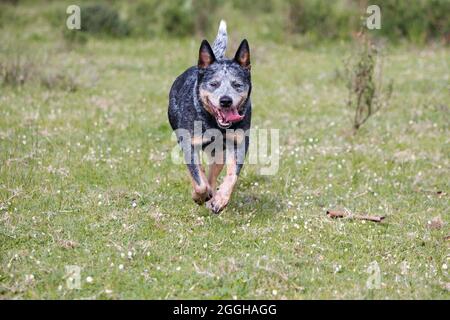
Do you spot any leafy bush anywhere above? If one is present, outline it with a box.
[286,0,359,40]
[191,0,224,37]
[80,3,129,37]
[374,0,450,44]
[125,0,161,38]
[230,0,274,12]
[16,0,450,43]
[160,0,195,37]
[122,0,449,42]
[286,0,449,44]
[125,0,223,38]
[46,2,129,44]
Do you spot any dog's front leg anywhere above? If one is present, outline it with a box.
[206,131,248,214]
[186,148,212,204]
[207,149,224,193]
[206,153,237,214]
[188,165,212,204]
[206,132,248,214]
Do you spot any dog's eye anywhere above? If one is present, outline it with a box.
[209,81,220,88]
[232,81,243,89]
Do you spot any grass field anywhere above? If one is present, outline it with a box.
[1,3,449,299]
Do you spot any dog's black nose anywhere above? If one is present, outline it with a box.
[219,96,233,108]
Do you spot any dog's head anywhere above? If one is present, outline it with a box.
[197,39,251,129]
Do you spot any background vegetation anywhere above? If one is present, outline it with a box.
[0,0,448,299]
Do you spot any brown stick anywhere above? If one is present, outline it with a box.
[326,210,385,223]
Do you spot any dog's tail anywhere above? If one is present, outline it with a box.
[212,20,227,59]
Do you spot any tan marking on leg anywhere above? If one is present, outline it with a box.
[191,136,203,146]
[208,163,224,192]
[206,154,237,214]
[225,131,245,145]
[207,150,224,193]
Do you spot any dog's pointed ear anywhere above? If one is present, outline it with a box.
[198,40,216,69]
[234,39,250,70]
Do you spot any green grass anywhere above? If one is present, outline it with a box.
[0,3,449,300]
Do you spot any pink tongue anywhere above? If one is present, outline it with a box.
[222,109,244,122]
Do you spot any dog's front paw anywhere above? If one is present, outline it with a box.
[206,192,229,214]
[192,186,213,205]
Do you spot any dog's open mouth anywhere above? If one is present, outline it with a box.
[210,105,244,129]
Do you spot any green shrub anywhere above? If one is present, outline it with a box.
[80,3,130,37]
[125,0,161,38]
[123,0,448,42]
[287,0,358,40]
[161,0,195,37]
[426,0,450,41]
[191,0,224,37]
[124,0,197,38]
[230,0,274,12]
[5,0,448,44]
[286,0,449,44]
[375,0,450,44]
[125,0,223,38]
[46,2,129,44]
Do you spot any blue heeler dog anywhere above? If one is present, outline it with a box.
[168,20,252,214]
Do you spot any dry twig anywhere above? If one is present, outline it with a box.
[326,209,385,223]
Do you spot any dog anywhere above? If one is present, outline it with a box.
[168,20,252,214]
